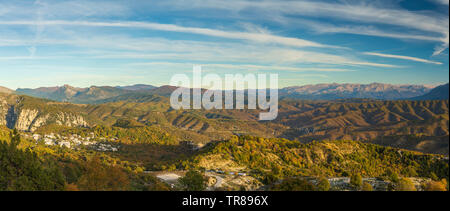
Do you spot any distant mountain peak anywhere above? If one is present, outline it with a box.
[281,83,433,100]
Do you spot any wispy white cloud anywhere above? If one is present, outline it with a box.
[429,0,449,5]
[165,0,448,35]
[364,52,443,65]
[0,20,336,49]
[0,32,399,69]
[157,0,449,55]
[129,62,356,73]
[301,20,443,43]
[0,0,130,19]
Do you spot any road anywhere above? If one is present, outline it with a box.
[206,173,224,189]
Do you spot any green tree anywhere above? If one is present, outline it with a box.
[395,178,417,191]
[0,130,65,191]
[316,177,330,191]
[350,173,363,190]
[77,157,130,191]
[361,182,373,191]
[386,169,399,183]
[178,170,207,191]
[271,177,316,191]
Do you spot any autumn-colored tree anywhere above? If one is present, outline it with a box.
[350,173,363,190]
[65,183,80,191]
[395,178,416,191]
[424,179,447,191]
[271,177,316,191]
[77,157,130,191]
[316,177,330,191]
[361,182,373,191]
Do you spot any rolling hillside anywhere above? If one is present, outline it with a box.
[1,89,449,154]
[0,86,13,94]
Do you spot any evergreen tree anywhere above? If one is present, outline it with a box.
[0,130,65,191]
[178,170,207,191]
[350,173,363,190]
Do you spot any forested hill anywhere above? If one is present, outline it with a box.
[1,91,449,154]
[188,136,448,184]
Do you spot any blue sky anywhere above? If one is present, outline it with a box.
[0,0,448,89]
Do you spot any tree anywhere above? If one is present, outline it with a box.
[350,173,363,190]
[395,178,416,191]
[178,170,207,191]
[270,177,315,191]
[361,182,373,191]
[77,157,130,191]
[386,169,399,183]
[0,130,65,191]
[316,177,330,191]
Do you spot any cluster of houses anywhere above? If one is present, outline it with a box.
[23,132,119,152]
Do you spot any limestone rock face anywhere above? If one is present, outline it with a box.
[0,98,7,126]
[55,112,88,128]
[0,95,89,132]
[15,109,39,131]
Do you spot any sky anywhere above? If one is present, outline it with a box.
[0,0,449,89]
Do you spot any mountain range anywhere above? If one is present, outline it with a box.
[280,83,436,100]
[15,84,158,104]
[12,83,448,104]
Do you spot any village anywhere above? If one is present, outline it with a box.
[22,132,120,152]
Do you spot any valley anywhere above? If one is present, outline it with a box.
[0,83,448,191]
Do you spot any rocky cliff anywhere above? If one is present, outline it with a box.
[0,94,89,132]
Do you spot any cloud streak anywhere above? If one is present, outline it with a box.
[429,0,449,5]
[364,52,443,65]
[129,62,356,73]
[0,20,336,49]
[158,0,449,55]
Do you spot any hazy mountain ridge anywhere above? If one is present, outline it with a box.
[16,84,132,104]
[12,83,444,103]
[280,83,435,100]
[116,84,157,91]
[411,83,449,101]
